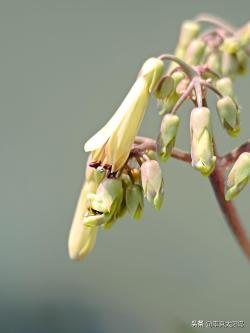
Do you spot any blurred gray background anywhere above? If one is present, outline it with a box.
[1,0,250,332]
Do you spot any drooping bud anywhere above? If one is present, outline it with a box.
[221,37,241,54]
[221,52,238,77]
[139,57,165,93]
[236,49,248,75]
[158,72,185,115]
[225,152,250,201]
[84,178,123,227]
[157,114,180,161]
[155,76,175,100]
[141,160,164,210]
[125,183,144,220]
[178,21,201,49]
[190,107,216,176]
[207,51,221,74]
[168,21,201,73]
[216,96,240,137]
[159,93,179,115]
[185,39,206,65]
[239,22,250,46]
[215,77,234,98]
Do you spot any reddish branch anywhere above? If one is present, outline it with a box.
[220,140,250,167]
[209,163,250,258]
[134,136,250,259]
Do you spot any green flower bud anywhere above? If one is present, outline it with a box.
[190,107,216,176]
[239,23,250,46]
[141,160,164,210]
[225,152,250,201]
[159,93,179,115]
[216,96,240,137]
[236,49,248,75]
[168,21,200,72]
[185,39,206,65]
[221,52,238,77]
[206,51,221,75]
[221,37,241,54]
[215,77,234,98]
[158,72,185,115]
[139,57,165,93]
[155,76,175,100]
[157,114,180,161]
[125,184,144,220]
[85,178,123,227]
[178,20,201,49]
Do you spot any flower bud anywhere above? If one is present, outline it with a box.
[159,93,179,115]
[158,72,185,115]
[85,178,123,227]
[139,57,165,93]
[157,114,180,161]
[206,51,221,74]
[239,23,250,46]
[236,49,248,75]
[185,39,206,65]
[216,96,240,137]
[155,76,174,100]
[221,37,241,54]
[221,52,238,77]
[215,77,234,98]
[141,160,164,210]
[168,21,200,73]
[225,152,250,201]
[125,183,144,220]
[178,20,201,49]
[190,107,216,176]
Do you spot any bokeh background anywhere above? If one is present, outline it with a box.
[1,1,250,332]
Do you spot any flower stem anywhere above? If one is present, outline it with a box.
[209,163,250,259]
[134,135,250,259]
[220,140,250,167]
[195,14,236,34]
[134,136,191,162]
[158,54,197,79]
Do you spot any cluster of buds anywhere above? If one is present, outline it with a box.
[174,19,250,77]
[69,15,250,261]
[68,157,164,260]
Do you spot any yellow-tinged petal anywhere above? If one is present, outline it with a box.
[84,77,149,153]
[105,77,149,171]
[68,179,98,261]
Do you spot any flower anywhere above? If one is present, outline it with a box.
[84,58,164,172]
[68,156,106,261]
[225,152,250,201]
[190,107,216,176]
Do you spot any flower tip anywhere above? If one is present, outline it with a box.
[68,225,98,261]
[139,57,165,93]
